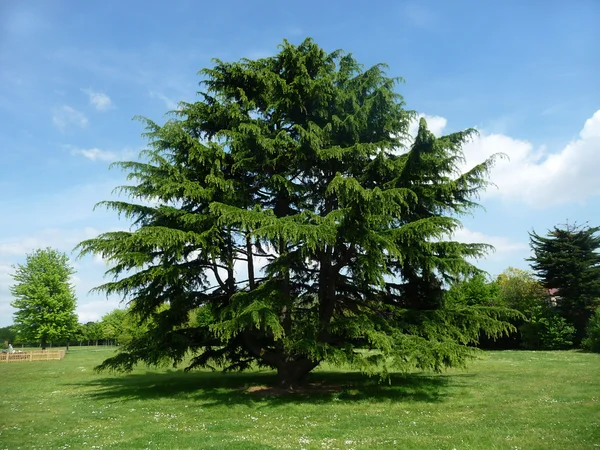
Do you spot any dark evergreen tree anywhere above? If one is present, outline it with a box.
[77,38,516,387]
[528,223,600,344]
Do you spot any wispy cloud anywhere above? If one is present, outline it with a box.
[71,148,116,162]
[52,105,88,131]
[452,228,528,258]
[70,146,136,162]
[82,88,113,111]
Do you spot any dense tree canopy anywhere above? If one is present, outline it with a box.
[10,248,79,350]
[100,309,128,345]
[0,326,17,347]
[78,38,516,387]
[496,267,546,315]
[528,223,600,344]
[444,273,501,308]
[80,321,105,346]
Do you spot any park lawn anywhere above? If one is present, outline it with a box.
[0,348,599,449]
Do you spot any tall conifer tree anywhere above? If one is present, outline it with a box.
[78,39,516,387]
[529,223,600,344]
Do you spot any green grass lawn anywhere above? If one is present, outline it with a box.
[1,348,599,449]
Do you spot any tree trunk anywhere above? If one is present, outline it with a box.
[318,249,337,331]
[246,234,255,290]
[66,340,70,351]
[573,312,589,347]
[41,336,47,351]
[276,359,319,390]
[278,237,292,334]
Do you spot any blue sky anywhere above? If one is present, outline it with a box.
[1,0,599,326]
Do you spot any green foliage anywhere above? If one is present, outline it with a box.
[80,321,104,345]
[2,348,600,448]
[0,326,17,347]
[10,248,79,350]
[496,267,546,316]
[78,38,515,386]
[99,307,155,346]
[445,273,501,307]
[100,309,128,344]
[484,267,550,349]
[520,305,576,350]
[582,309,600,353]
[529,223,600,344]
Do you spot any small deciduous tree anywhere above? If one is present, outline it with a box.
[496,267,546,316]
[493,267,559,349]
[82,321,104,346]
[528,223,600,344]
[99,308,151,346]
[445,273,501,307]
[78,38,517,387]
[10,248,79,350]
[100,309,127,346]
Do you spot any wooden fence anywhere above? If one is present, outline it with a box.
[0,350,66,363]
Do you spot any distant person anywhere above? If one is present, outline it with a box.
[8,344,14,353]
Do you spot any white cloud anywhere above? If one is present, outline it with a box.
[409,113,448,138]
[77,299,123,323]
[460,109,600,206]
[410,109,600,207]
[82,88,113,111]
[388,114,448,156]
[71,148,117,162]
[52,105,88,131]
[70,146,136,162]
[451,227,528,260]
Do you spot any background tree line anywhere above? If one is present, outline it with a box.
[445,223,600,351]
[4,224,600,353]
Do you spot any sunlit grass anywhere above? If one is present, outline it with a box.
[1,347,599,449]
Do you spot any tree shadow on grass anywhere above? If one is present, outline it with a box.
[70,369,466,407]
